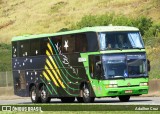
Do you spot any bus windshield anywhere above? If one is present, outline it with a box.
[102,53,147,79]
[98,32,144,50]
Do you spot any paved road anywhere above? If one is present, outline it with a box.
[0,97,160,105]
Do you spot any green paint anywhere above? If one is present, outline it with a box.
[49,38,81,80]
[80,51,149,97]
[100,49,146,53]
[49,82,58,95]
[63,87,79,96]
[12,26,149,98]
[12,26,139,41]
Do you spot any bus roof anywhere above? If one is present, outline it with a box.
[12,26,139,41]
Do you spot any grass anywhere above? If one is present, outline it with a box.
[0,104,160,113]
[0,43,11,71]
[0,111,159,114]
[146,46,160,79]
[0,0,160,78]
[0,0,160,43]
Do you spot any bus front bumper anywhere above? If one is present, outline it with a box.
[104,86,148,97]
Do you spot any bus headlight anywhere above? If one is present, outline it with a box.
[140,82,148,86]
[106,84,118,88]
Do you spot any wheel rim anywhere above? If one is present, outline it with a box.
[83,87,89,99]
[31,90,36,101]
[41,89,46,100]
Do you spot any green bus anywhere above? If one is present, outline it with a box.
[12,26,150,103]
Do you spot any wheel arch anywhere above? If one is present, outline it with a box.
[79,81,88,97]
[38,83,45,90]
[29,83,35,96]
[29,83,45,97]
[79,81,88,90]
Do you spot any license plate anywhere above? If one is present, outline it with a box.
[125,90,132,93]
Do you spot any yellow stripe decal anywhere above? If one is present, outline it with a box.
[47,43,54,55]
[46,50,61,77]
[45,65,59,87]
[42,71,50,81]
[46,59,65,88]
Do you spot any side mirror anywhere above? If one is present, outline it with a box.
[147,59,151,72]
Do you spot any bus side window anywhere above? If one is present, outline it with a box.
[75,33,87,52]
[30,39,40,56]
[86,32,99,52]
[19,40,30,57]
[62,35,75,53]
[89,55,102,79]
[12,42,17,57]
[51,36,62,54]
[89,55,95,78]
[40,38,48,55]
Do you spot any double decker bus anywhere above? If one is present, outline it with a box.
[12,26,150,103]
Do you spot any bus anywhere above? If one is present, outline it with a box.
[12,26,150,103]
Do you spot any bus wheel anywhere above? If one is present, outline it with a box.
[82,84,95,103]
[77,97,84,103]
[61,97,75,103]
[119,95,130,102]
[30,86,41,103]
[40,85,51,103]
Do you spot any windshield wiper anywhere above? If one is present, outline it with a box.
[114,76,124,79]
[101,48,123,51]
[132,46,143,50]
[114,48,123,51]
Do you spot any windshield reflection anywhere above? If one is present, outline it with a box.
[102,54,127,79]
[99,32,144,50]
[102,53,147,79]
[127,54,147,77]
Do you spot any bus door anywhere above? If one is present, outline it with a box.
[89,55,104,96]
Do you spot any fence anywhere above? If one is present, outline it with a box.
[0,71,14,96]
[0,71,13,87]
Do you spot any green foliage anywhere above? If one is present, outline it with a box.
[134,16,153,36]
[144,24,160,46]
[57,28,70,32]
[0,43,11,50]
[0,43,11,72]
[71,13,155,38]
[71,14,160,79]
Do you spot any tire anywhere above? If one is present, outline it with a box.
[61,97,75,103]
[77,97,84,103]
[30,86,41,103]
[40,85,51,103]
[82,84,95,103]
[119,95,130,102]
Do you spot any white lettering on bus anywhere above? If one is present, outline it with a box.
[55,42,78,75]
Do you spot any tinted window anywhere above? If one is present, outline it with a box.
[86,32,99,52]
[19,40,30,57]
[75,33,87,52]
[89,55,102,79]
[98,32,144,50]
[12,42,17,57]
[62,35,75,53]
[41,38,48,55]
[51,36,62,54]
[30,39,40,56]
